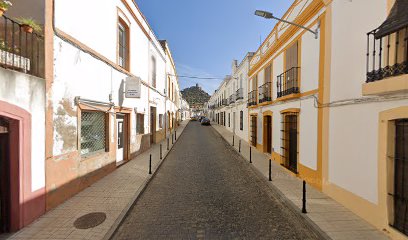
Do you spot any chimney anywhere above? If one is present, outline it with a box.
[232,60,238,73]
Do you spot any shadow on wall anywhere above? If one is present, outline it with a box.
[0,160,121,237]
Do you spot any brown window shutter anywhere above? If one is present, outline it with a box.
[285,41,298,70]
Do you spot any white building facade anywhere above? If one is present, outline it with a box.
[209,53,254,142]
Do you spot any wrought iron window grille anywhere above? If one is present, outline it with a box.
[280,112,299,174]
[259,82,272,103]
[366,27,408,83]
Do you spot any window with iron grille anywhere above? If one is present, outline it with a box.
[366,1,408,83]
[281,112,299,173]
[136,113,145,134]
[80,111,107,156]
[240,111,243,131]
[159,114,163,128]
[118,20,129,70]
[250,115,257,147]
[390,119,408,236]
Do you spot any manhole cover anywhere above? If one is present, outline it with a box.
[74,212,106,229]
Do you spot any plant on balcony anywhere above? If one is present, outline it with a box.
[0,1,12,16]
[16,17,41,33]
[0,39,20,53]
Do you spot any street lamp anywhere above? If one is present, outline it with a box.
[255,10,320,39]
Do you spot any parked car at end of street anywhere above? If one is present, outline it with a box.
[191,116,198,121]
[201,118,211,126]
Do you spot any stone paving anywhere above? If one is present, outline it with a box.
[112,121,323,240]
[211,123,390,240]
[0,121,189,240]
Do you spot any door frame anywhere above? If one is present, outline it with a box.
[115,114,125,163]
[114,108,131,162]
[0,100,45,232]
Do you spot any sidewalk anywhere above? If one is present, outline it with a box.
[212,123,389,240]
[1,120,189,240]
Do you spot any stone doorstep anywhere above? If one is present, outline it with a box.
[4,121,189,240]
[211,124,389,240]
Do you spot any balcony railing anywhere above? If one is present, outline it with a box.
[0,15,44,78]
[366,27,408,83]
[277,67,300,98]
[247,90,257,107]
[236,88,244,100]
[229,94,236,104]
[259,82,272,103]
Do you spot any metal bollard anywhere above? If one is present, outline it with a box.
[269,159,272,181]
[167,138,169,150]
[175,131,177,141]
[239,140,241,153]
[149,154,152,175]
[232,135,235,146]
[172,134,174,144]
[302,180,307,213]
[160,144,162,160]
[250,146,252,163]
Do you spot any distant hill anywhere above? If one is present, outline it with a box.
[181,84,210,107]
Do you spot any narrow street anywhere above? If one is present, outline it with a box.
[112,121,322,239]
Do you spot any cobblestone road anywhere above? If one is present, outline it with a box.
[112,122,322,239]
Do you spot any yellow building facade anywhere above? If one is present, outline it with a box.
[249,0,408,239]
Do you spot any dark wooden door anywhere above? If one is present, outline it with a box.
[266,116,272,154]
[0,119,10,233]
[150,107,156,144]
[394,119,408,235]
[287,115,298,173]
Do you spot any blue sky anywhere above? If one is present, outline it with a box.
[136,0,293,94]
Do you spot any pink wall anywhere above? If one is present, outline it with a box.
[0,100,45,231]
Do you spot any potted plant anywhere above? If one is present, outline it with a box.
[16,17,41,33]
[0,1,12,16]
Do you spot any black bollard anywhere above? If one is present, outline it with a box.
[302,180,307,213]
[160,144,162,160]
[149,154,152,175]
[239,140,241,153]
[250,147,252,163]
[172,134,174,144]
[175,131,177,141]
[269,159,272,181]
[167,138,169,150]
[232,135,235,146]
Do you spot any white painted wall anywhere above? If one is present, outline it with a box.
[327,0,408,204]
[52,0,173,156]
[0,68,45,191]
[301,25,320,93]
[54,0,166,86]
[299,98,317,170]
[330,0,386,102]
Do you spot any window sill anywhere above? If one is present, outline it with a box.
[81,150,109,162]
[362,74,408,96]
[276,93,301,102]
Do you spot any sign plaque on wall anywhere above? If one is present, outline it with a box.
[125,77,141,98]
